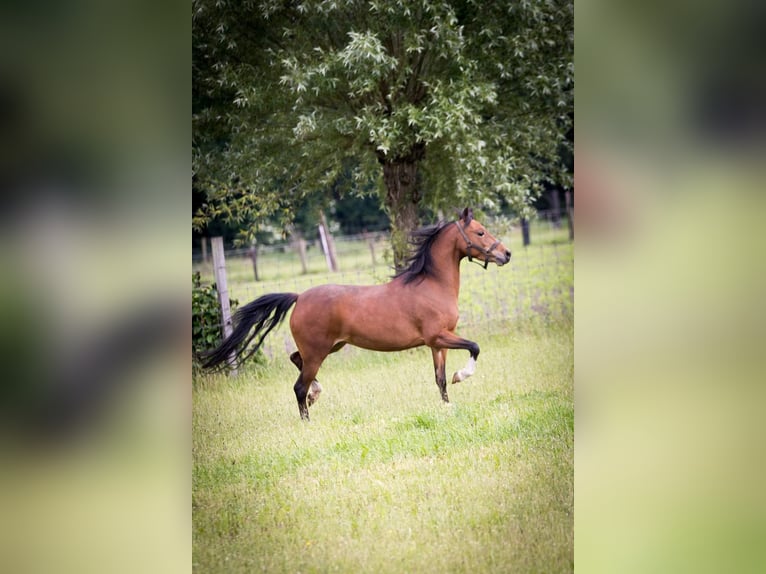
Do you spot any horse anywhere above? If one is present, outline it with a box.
[203,207,511,420]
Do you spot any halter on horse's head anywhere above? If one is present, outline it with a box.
[455,207,511,268]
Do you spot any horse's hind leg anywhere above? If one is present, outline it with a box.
[291,342,345,408]
[293,356,326,421]
[290,351,321,405]
[294,371,317,421]
[431,348,449,403]
[291,342,345,370]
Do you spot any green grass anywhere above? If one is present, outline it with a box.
[193,222,573,572]
[193,323,573,573]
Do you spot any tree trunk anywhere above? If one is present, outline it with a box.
[380,145,424,270]
[565,189,574,241]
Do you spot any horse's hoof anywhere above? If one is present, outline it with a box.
[307,380,323,406]
[451,372,461,384]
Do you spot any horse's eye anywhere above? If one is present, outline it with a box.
[477,231,485,237]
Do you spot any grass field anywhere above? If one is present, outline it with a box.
[193,223,573,573]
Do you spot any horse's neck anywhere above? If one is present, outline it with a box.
[428,227,462,298]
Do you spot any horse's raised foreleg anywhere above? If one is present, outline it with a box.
[431,348,449,402]
[430,331,480,385]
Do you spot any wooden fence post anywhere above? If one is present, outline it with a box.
[521,217,531,246]
[294,235,309,274]
[249,244,260,281]
[211,236,237,375]
[318,212,339,272]
[364,230,376,266]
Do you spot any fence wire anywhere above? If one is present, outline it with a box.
[194,219,573,361]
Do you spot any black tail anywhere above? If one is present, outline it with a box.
[202,292,299,370]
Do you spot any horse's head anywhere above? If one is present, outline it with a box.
[456,207,511,268]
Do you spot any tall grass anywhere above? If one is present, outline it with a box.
[193,224,573,572]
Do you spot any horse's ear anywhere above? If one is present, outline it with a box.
[460,207,473,226]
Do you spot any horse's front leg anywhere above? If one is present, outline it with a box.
[452,354,477,384]
[429,331,480,385]
[431,348,449,402]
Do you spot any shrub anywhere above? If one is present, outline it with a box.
[192,272,238,366]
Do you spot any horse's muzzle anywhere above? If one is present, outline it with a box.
[495,250,512,266]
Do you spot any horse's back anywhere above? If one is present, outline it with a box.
[291,282,427,352]
[294,283,370,309]
[298,281,402,311]
[291,283,383,324]
[289,284,370,345]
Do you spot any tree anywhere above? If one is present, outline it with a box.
[193,0,573,268]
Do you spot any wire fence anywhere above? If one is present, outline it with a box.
[193,214,573,361]
[191,208,572,265]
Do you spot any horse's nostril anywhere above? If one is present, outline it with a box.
[505,250,512,259]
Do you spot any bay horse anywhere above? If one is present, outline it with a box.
[203,207,511,420]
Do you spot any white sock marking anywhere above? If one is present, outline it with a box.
[455,357,476,382]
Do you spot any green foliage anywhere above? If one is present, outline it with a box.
[332,193,389,234]
[193,0,573,255]
[192,272,239,365]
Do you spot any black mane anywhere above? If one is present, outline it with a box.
[393,220,450,284]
